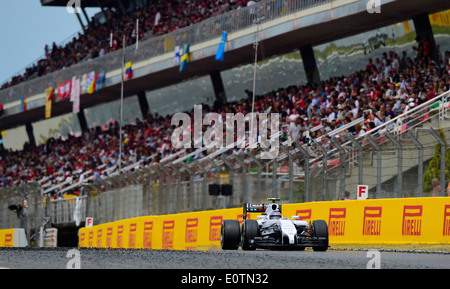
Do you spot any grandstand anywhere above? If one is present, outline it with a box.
[0,0,450,247]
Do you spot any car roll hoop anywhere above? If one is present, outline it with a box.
[243,198,282,220]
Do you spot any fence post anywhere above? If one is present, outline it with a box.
[293,141,310,203]
[232,154,248,203]
[194,162,208,211]
[311,139,327,201]
[247,150,262,199]
[406,131,423,197]
[181,163,195,212]
[222,156,236,208]
[170,164,183,213]
[330,138,346,200]
[365,134,381,199]
[159,165,173,214]
[429,127,446,196]
[152,167,164,215]
[385,131,403,198]
[344,133,363,186]
[280,145,293,203]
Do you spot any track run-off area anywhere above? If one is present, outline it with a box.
[0,246,448,270]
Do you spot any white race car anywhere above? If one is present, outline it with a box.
[221,198,329,251]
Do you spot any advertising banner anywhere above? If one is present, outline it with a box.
[78,197,450,249]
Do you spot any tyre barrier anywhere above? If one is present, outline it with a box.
[0,228,28,247]
[78,197,450,249]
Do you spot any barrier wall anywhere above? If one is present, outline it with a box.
[0,228,28,247]
[78,197,450,249]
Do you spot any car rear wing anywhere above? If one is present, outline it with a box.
[243,198,282,220]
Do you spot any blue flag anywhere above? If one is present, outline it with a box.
[179,43,190,72]
[215,32,227,61]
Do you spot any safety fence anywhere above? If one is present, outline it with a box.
[1,90,450,243]
[78,197,450,249]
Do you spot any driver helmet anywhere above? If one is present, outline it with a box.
[269,211,282,220]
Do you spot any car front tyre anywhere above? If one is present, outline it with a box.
[311,220,329,252]
[221,219,241,250]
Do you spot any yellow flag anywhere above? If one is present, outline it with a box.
[403,21,411,34]
[45,87,54,119]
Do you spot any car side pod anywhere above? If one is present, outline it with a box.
[221,219,241,250]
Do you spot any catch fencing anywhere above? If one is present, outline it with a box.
[1,89,450,243]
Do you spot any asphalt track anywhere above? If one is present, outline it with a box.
[0,247,449,270]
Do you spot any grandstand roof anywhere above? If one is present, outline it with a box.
[40,0,117,8]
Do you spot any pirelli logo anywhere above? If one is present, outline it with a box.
[363,207,382,236]
[97,229,102,248]
[185,218,199,245]
[88,230,94,247]
[296,209,312,222]
[209,216,223,241]
[129,223,137,249]
[329,208,346,236]
[402,205,422,236]
[117,225,124,248]
[143,221,153,249]
[79,232,85,247]
[106,227,113,248]
[163,220,175,249]
[443,205,450,236]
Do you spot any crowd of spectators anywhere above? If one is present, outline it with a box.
[1,0,259,90]
[1,36,449,198]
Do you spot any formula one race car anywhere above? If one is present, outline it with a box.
[221,198,329,251]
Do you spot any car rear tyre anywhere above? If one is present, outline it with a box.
[241,219,259,250]
[221,220,241,250]
[311,220,329,252]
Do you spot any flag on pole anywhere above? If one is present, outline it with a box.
[179,43,190,72]
[174,46,180,64]
[70,77,80,114]
[85,71,95,93]
[20,96,27,111]
[57,80,71,99]
[88,72,99,94]
[95,70,106,91]
[45,87,54,119]
[215,31,227,61]
[125,61,133,80]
